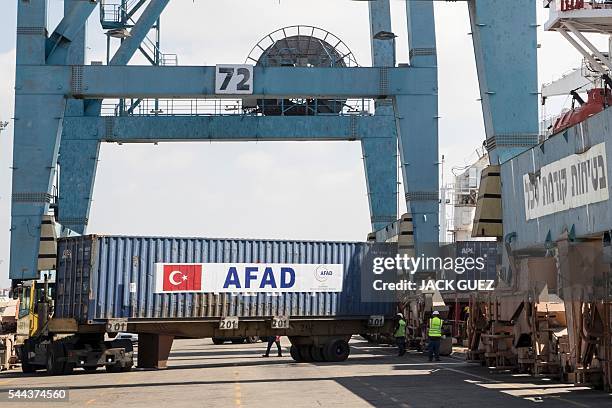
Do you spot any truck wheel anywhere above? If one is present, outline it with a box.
[21,361,37,374]
[46,343,65,376]
[212,338,225,345]
[309,346,325,362]
[62,363,74,375]
[62,344,74,375]
[298,346,313,362]
[289,345,304,362]
[323,339,350,362]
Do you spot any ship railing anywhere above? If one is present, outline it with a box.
[556,0,612,11]
[589,0,612,10]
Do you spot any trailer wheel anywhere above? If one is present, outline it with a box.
[46,343,65,376]
[298,346,313,362]
[309,346,325,362]
[323,339,350,362]
[289,345,304,362]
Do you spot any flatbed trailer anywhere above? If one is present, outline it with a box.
[13,234,396,374]
[20,315,393,371]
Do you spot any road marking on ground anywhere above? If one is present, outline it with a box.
[443,365,594,407]
[441,365,503,383]
[234,368,241,407]
[548,395,590,408]
[355,371,413,407]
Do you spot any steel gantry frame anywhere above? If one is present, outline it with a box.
[10,0,538,280]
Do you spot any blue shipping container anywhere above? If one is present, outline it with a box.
[55,235,394,323]
[454,241,499,283]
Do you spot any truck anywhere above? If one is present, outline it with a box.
[14,274,134,374]
[13,233,395,374]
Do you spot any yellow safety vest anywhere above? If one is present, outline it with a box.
[394,319,406,338]
[428,317,443,337]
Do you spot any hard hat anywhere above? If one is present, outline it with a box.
[432,311,440,316]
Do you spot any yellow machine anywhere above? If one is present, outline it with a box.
[16,280,47,340]
[12,217,134,375]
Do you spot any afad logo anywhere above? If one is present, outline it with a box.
[162,264,202,292]
[314,265,335,283]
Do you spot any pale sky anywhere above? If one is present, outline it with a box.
[0,1,607,287]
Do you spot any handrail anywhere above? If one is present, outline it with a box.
[101,98,374,117]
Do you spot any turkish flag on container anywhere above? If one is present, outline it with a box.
[162,264,202,292]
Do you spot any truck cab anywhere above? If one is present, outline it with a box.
[13,272,134,375]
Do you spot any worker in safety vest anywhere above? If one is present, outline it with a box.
[394,313,407,357]
[427,310,443,362]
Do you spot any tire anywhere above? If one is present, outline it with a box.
[19,341,37,373]
[61,344,74,375]
[298,345,313,362]
[83,366,97,372]
[46,343,65,376]
[21,361,37,374]
[289,345,304,362]
[323,339,350,362]
[212,338,225,345]
[309,346,325,362]
[62,363,74,375]
[246,336,259,344]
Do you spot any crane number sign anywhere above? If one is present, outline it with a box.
[215,64,253,95]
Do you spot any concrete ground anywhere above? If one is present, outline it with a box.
[0,337,610,407]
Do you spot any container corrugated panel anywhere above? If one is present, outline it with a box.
[55,235,393,323]
[443,241,501,282]
[454,241,499,283]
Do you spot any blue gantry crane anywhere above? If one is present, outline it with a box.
[9,0,538,281]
